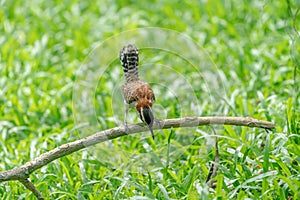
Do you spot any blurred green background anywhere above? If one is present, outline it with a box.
[0,0,299,199]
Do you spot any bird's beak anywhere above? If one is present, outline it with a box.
[149,125,155,140]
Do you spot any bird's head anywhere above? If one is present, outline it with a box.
[136,98,155,139]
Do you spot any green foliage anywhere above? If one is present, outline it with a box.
[0,0,299,199]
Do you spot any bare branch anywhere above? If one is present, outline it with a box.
[0,116,275,198]
[19,178,44,200]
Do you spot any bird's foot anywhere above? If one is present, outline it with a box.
[154,118,164,129]
[124,122,129,134]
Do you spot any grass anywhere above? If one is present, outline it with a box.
[0,0,299,199]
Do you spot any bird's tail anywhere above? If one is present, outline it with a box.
[120,44,139,82]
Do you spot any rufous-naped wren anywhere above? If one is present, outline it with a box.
[120,44,156,139]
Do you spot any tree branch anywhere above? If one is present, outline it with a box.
[0,116,275,198]
[19,178,44,200]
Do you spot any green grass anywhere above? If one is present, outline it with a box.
[1,0,299,199]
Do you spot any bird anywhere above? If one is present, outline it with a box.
[120,44,156,139]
